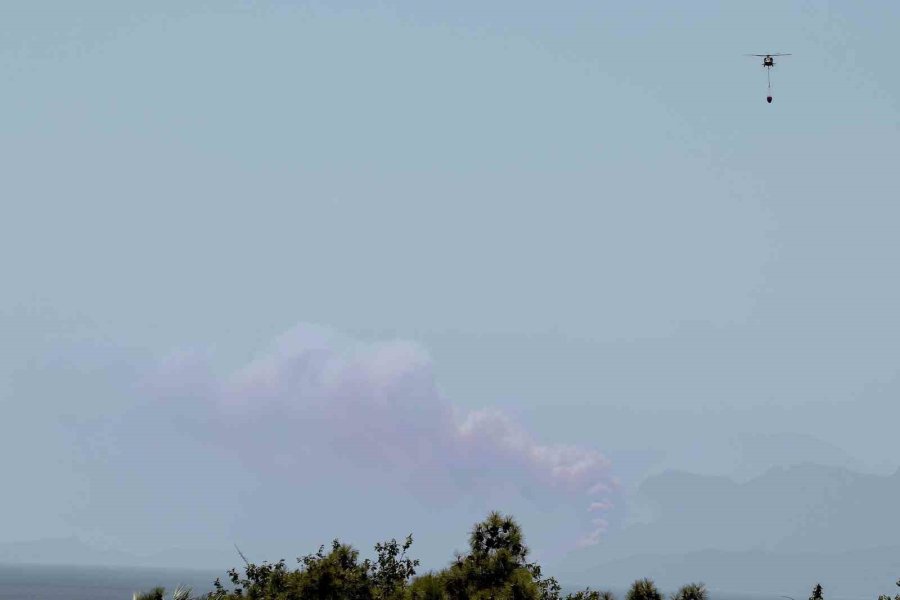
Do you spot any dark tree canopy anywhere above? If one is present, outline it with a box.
[134,513,894,600]
[626,579,664,600]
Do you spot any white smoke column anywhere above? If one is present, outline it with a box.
[152,324,616,545]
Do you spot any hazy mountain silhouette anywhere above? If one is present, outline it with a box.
[725,433,874,482]
[558,464,900,595]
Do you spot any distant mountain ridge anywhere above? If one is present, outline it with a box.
[724,433,874,482]
[558,464,900,596]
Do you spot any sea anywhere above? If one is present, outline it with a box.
[0,563,222,600]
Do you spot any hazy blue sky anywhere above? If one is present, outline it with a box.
[2,0,899,573]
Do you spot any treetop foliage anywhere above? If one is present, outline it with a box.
[626,578,664,600]
[671,583,707,600]
[132,513,898,600]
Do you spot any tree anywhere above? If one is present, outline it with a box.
[567,590,615,600]
[294,540,373,600]
[366,535,419,600]
[224,557,294,599]
[202,533,422,600]
[525,560,562,600]
[809,583,824,600]
[408,572,446,600]
[135,588,166,600]
[442,512,541,600]
[671,583,707,600]
[138,512,636,600]
[626,579,663,600]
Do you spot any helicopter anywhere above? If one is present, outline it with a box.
[747,53,791,103]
